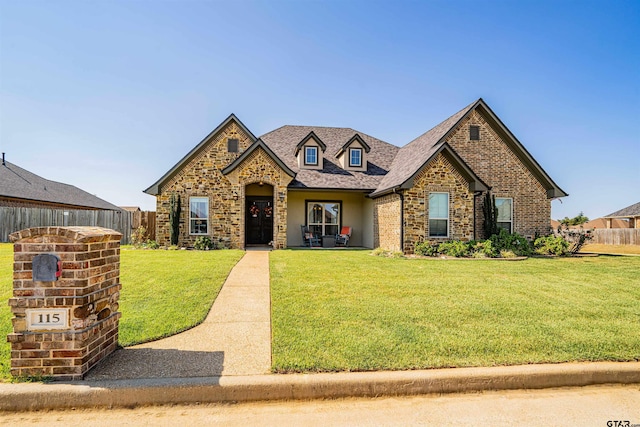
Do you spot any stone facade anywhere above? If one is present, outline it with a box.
[225,148,294,249]
[402,153,474,253]
[155,120,292,249]
[8,226,121,380]
[373,193,402,252]
[446,110,551,239]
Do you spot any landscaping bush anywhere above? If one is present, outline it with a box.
[469,240,498,258]
[131,226,148,248]
[557,225,593,254]
[534,235,569,256]
[489,229,532,256]
[438,240,470,257]
[414,241,439,257]
[194,236,214,250]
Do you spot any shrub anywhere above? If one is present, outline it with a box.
[414,241,439,257]
[557,225,594,254]
[131,226,148,248]
[438,240,470,257]
[534,235,569,256]
[489,229,532,256]
[194,236,214,250]
[470,240,498,258]
[144,240,160,250]
[500,250,517,258]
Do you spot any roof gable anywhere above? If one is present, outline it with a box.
[335,134,371,157]
[144,114,257,195]
[222,139,295,177]
[294,131,327,156]
[0,161,121,210]
[372,98,567,199]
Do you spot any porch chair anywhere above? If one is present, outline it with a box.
[335,226,352,247]
[300,225,320,247]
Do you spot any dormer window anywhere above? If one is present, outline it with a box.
[349,148,362,167]
[295,131,326,170]
[305,146,318,165]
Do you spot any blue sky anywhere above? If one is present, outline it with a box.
[1,0,638,219]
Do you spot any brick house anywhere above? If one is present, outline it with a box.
[144,99,567,253]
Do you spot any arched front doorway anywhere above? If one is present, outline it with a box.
[245,183,274,246]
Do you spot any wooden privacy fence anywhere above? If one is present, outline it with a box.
[0,207,132,244]
[590,228,640,245]
[130,210,156,241]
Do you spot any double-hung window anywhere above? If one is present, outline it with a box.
[190,197,209,235]
[304,146,318,165]
[428,192,449,238]
[307,201,340,237]
[495,197,513,233]
[349,148,362,167]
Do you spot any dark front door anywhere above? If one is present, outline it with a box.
[246,197,274,245]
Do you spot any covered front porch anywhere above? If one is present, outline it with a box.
[285,189,374,249]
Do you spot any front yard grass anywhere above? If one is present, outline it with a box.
[0,243,243,380]
[271,250,640,373]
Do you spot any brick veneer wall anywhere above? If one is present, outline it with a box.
[447,110,551,239]
[402,153,474,253]
[373,193,402,252]
[156,121,293,249]
[8,226,121,380]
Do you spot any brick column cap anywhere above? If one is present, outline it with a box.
[10,226,122,243]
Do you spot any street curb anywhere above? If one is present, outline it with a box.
[1,362,639,412]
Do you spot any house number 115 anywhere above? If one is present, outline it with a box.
[26,309,69,331]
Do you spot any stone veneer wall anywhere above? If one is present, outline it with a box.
[8,226,121,380]
[373,193,402,252]
[225,148,293,249]
[156,121,292,249]
[447,110,551,239]
[402,153,474,254]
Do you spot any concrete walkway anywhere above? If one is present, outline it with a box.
[85,250,271,380]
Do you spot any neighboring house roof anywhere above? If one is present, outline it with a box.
[144,113,258,195]
[577,218,629,229]
[551,219,561,229]
[260,125,399,190]
[120,206,142,212]
[372,98,567,199]
[605,202,640,218]
[0,161,122,210]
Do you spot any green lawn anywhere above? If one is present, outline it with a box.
[271,250,640,373]
[0,243,243,379]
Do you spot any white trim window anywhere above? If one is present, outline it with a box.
[307,201,340,236]
[189,197,209,235]
[496,197,513,233]
[349,148,362,167]
[304,146,318,165]
[428,192,449,238]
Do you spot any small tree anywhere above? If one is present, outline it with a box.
[482,191,498,238]
[560,211,589,226]
[169,193,181,246]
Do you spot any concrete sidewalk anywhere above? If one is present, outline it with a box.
[85,250,272,380]
[2,249,639,411]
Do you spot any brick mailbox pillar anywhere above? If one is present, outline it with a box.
[7,226,122,380]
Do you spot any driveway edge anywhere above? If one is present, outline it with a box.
[1,362,639,412]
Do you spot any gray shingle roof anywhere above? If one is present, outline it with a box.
[0,161,121,210]
[372,100,477,196]
[605,202,640,218]
[260,126,399,190]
